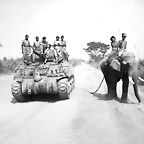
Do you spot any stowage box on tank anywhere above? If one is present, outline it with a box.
[11,60,75,102]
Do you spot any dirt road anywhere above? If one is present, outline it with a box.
[0,63,144,144]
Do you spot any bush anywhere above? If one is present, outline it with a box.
[0,56,84,75]
[0,57,23,74]
[69,58,84,67]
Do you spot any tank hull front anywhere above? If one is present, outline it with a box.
[11,75,75,102]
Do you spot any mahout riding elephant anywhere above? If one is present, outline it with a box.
[99,51,141,103]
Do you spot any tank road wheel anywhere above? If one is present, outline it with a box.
[57,78,69,100]
[11,82,26,102]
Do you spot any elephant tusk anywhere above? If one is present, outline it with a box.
[129,76,135,84]
[138,77,144,82]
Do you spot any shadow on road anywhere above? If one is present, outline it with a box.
[11,97,18,104]
[92,92,139,104]
[92,93,117,101]
[11,94,68,104]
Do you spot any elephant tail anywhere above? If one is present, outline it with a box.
[82,76,105,94]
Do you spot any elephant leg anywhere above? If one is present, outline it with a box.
[132,73,141,103]
[102,70,111,98]
[102,67,118,100]
[133,83,141,103]
[105,76,118,99]
[121,77,129,103]
[104,75,110,94]
[108,80,118,100]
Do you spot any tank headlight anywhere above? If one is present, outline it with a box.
[34,72,42,82]
[58,83,67,91]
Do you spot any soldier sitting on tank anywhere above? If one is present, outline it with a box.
[44,44,56,64]
[21,34,32,64]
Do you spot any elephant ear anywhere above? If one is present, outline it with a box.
[121,52,138,76]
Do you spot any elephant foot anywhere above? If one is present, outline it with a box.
[121,98,129,103]
[106,93,113,100]
[106,93,118,101]
[114,97,120,101]
[106,94,118,100]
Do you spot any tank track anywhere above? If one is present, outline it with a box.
[11,76,75,101]
[11,82,26,102]
[57,75,75,100]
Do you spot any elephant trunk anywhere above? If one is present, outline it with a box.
[132,73,141,103]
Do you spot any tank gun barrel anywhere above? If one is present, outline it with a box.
[30,45,45,60]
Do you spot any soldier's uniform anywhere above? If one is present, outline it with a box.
[44,45,56,64]
[111,41,118,52]
[105,36,119,60]
[59,39,69,61]
[105,34,127,69]
[33,41,41,51]
[21,37,31,62]
[117,33,127,54]
[40,37,49,54]
[104,36,119,66]
[53,39,61,59]
[32,37,41,62]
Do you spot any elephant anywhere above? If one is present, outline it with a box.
[99,51,141,103]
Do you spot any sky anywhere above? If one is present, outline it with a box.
[0,0,144,61]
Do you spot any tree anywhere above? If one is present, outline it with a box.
[3,57,7,61]
[0,57,23,74]
[83,41,109,62]
[0,61,3,72]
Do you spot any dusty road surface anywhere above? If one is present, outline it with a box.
[0,63,144,144]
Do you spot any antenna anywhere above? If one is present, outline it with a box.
[118,29,121,36]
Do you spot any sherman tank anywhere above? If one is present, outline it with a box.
[11,47,75,102]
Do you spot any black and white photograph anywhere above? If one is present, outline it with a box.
[0,0,144,143]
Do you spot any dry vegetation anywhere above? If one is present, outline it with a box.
[0,57,84,75]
